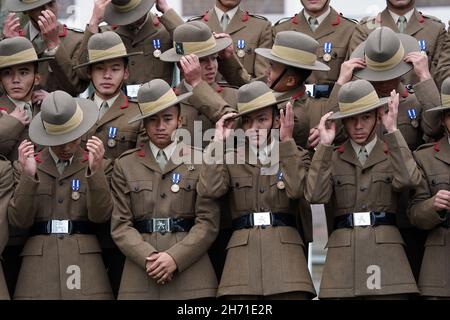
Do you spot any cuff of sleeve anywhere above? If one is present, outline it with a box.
[16,172,39,195]
[86,164,108,190]
[384,129,405,149]
[279,140,299,158]
[314,143,334,161]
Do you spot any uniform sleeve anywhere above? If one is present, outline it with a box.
[408,152,446,230]
[279,140,310,200]
[429,23,447,84]
[110,159,158,269]
[218,53,253,87]
[434,31,450,89]
[305,143,334,204]
[346,23,369,58]
[385,130,422,191]
[86,163,113,223]
[0,162,13,252]
[159,8,184,37]
[0,112,25,157]
[254,20,273,78]
[415,78,443,139]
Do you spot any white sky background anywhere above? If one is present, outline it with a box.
[63,0,449,29]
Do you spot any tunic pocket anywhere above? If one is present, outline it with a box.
[428,173,450,195]
[221,230,250,286]
[372,172,393,207]
[278,228,310,284]
[173,178,197,214]
[230,176,253,212]
[15,238,44,298]
[332,175,356,209]
[37,184,53,220]
[128,180,154,216]
[419,228,447,289]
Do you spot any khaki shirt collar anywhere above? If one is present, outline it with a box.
[350,135,378,157]
[214,5,239,23]
[388,8,415,24]
[48,147,74,166]
[94,93,120,110]
[303,6,331,27]
[149,140,178,161]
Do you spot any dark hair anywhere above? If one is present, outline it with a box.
[286,68,312,86]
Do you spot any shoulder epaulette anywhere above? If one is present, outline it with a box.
[66,26,84,33]
[274,16,292,26]
[415,142,436,152]
[187,15,203,22]
[119,147,141,159]
[339,13,358,24]
[420,12,442,23]
[247,13,269,21]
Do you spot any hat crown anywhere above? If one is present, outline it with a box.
[238,81,273,105]
[0,37,36,57]
[441,78,450,96]
[88,31,124,51]
[338,80,377,105]
[173,21,213,44]
[41,91,78,126]
[273,31,319,56]
[138,79,174,104]
[365,27,402,63]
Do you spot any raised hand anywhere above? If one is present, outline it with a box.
[214,112,237,142]
[214,32,234,60]
[317,111,336,146]
[279,102,294,142]
[38,10,61,50]
[18,140,37,178]
[2,13,22,38]
[180,54,202,88]
[88,0,111,33]
[378,89,399,134]
[86,136,105,174]
[336,58,366,86]
[404,52,432,82]
[7,107,30,126]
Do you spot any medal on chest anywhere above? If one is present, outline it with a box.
[323,42,333,62]
[237,39,246,58]
[171,172,181,193]
[153,39,162,58]
[107,127,118,148]
[276,170,285,190]
[71,179,80,201]
[407,108,419,128]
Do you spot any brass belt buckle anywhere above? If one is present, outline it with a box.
[353,212,372,227]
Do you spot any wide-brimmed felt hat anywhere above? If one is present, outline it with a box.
[6,0,52,12]
[159,21,232,62]
[329,79,389,120]
[350,26,419,82]
[129,79,192,123]
[73,31,142,69]
[426,78,450,113]
[29,91,99,146]
[232,81,280,118]
[255,31,330,72]
[104,0,154,26]
[0,36,53,70]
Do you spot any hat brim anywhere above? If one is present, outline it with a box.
[350,33,419,82]
[159,38,232,63]
[6,0,52,12]
[73,52,143,69]
[0,56,54,70]
[104,0,154,26]
[426,105,450,113]
[329,97,390,120]
[29,98,99,147]
[128,92,193,123]
[232,97,291,119]
[255,48,330,72]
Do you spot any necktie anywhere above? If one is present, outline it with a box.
[56,159,70,175]
[397,16,407,33]
[23,103,32,120]
[156,149,168,171]
[308,16,319,32]
[221,13,229,32]
[99,101,109,120]
[358,146,368,165]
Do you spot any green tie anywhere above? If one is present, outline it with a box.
[221,13,229,32]
[358,146,368,165]
[308,16,319,32]
[397,16,407,33]
[99,101,109,120]
[156,149,168,171]
[57,159,70,175]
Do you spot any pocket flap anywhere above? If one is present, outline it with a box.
[128,180,153,192]
[77,236,102,254]
[332,175,356,187]
[226,229,250,249]
[372,172,393,184]
[178,178,197,191]
[374,225,405,245]
[278,227,304,247]
[325,229,351,248]
[116,130,138,143]
[424,228,446,247]
[231,176,252,188]
[429,174,450,186]
[21,238,44,256]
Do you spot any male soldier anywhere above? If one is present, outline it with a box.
[409,77,450,300]
[345,26,442,281]
[435,24,450,89]
[73,31,146,297]
[273,0,356,99]
[8,91,113,299]
[0,158,14,300]
[159,21,237,147]
[347,0,446,86]
[199,82,316,299]
[306,80,421,299]
[0,36,52,297]
[188,0,272,79]
[111,79,219,299]
[82,0,183,95]
[2,0,89,96]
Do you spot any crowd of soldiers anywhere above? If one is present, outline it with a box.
[0,0,449,300]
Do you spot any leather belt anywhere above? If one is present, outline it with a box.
[334,212,396,229]
[134,218,195,234]
[232,212,296,230]
[305,83,334,99]
[31,220,96,236]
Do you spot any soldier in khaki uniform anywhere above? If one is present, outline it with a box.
[0,158,14,300]
[273,0,356,99]
[435,25,450,89]
[81,0,184,95]
[306,79,421,299]
[3,0,89,96]
[73,30,147,297]
[199,81,316,300]
[347,0,446,86]
[188,0,272,79]
[111,79,219,300]
[8,91,113,299]
[347,26,442,281]
[160,21,237,148]
[409,78,450,300]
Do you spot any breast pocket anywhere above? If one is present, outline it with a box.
[70,183,87,219]
[318,46,347,82]
[332,175,356,209]
[397,109,421,148]
[269,175,289,211]
[428,173,450,195]
[230,176,253,212]
[108,130,139,158]
[143,44,171,80]
[37,184,53,220]
[128,180,154,216]
[237,42,256,75]
[173,178,197,214]
[372,172,393,206]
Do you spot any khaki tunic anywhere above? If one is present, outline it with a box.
[305,131,421,298]
[8,148,113,299]
[435,27,450,89]
[273,8,356,85]
[0,158,13,300]
[347,9,446,86]
[410,137,450,297]
[189,8,272,78]
[198,140,316,297]
[110,144,219,300]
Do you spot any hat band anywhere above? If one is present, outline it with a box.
[365,44,405,72]
[114,0,141,12]
[442,94,450,107]
[88,43,128,63]
[43,104,84,136]
[0,48,38,69]
[238,91,277,114]
[174,35,216,56]
[21,0,41,3]
[139,90,178,115]
[339,91,381,116]
[271,45,317,66]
